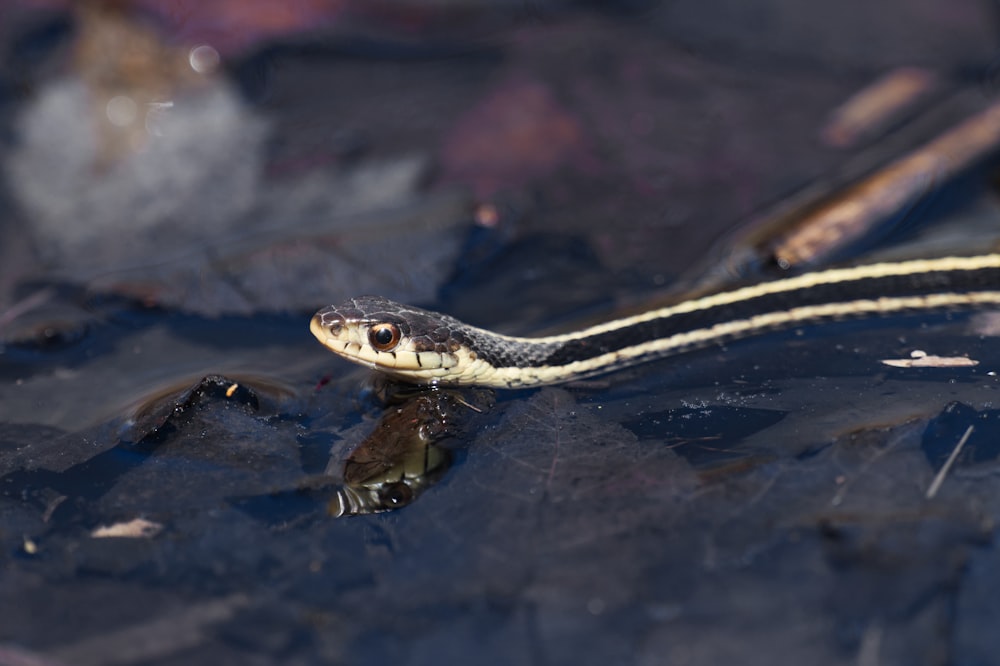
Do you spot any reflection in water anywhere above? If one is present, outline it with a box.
[329,387,493,516]
[101,374,490,519]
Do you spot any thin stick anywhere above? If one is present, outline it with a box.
[925,424,974,499]
[776,99,1000,267]
[0,288,54,330]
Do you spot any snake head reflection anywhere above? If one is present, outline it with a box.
[330,478,421,517]
[329,444,447,517]
[325,389,492,517]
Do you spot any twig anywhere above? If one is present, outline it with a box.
[925,424,974,499]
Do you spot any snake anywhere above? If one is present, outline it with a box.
[310,254,1000,388]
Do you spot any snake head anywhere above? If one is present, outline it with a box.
[310,296,470,384]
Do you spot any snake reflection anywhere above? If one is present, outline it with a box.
[328,387,492,516]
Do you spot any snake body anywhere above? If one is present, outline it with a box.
[311,254,1000,388]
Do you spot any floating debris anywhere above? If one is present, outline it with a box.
[880,349,979,368]
[91,517,164,539]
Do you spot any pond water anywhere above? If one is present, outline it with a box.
[3,2,1000,665]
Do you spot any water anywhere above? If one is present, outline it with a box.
[3,3,1000,665]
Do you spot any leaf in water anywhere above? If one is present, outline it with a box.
[326,379,999,665]
[358,388,700,618]
[470,388,698,508]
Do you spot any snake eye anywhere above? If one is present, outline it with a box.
[368,323,401,351]
[378,482,413,507]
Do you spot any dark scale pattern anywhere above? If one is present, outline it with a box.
[460,326,563,369]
